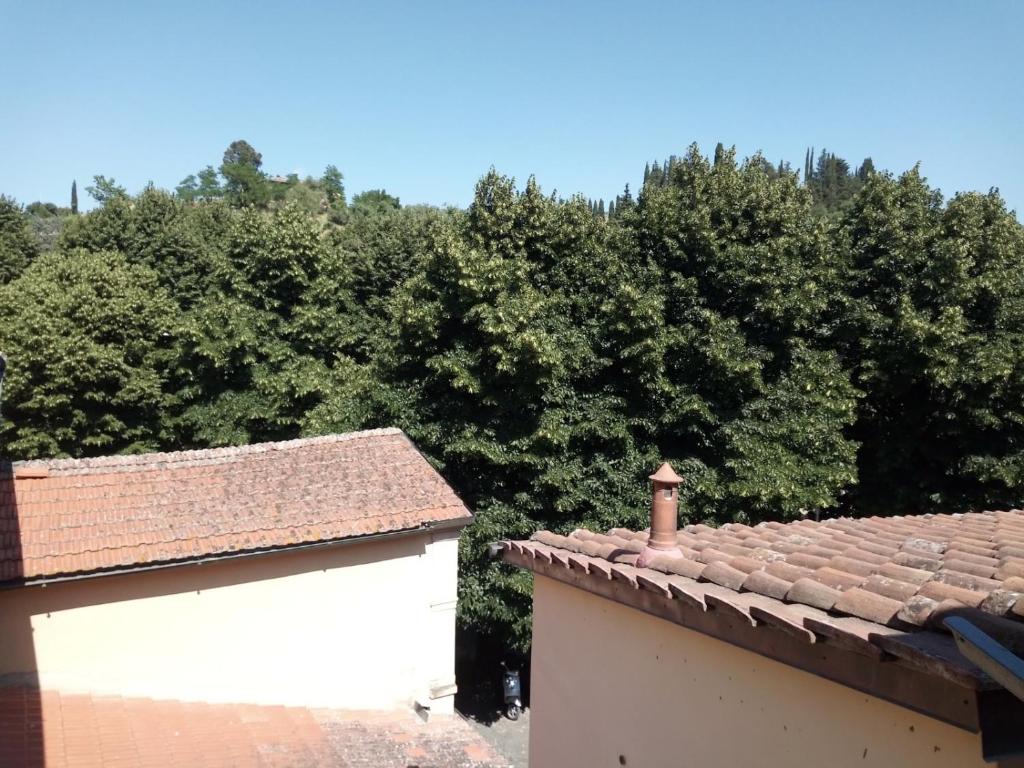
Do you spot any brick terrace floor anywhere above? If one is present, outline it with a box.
[0,686,511,768]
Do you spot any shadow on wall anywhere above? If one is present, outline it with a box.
[0,530,436,714]
[4,531,427,616]
[0,462,43,767]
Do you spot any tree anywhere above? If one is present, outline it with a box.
[614,144,859,523]
[176,174,200,202]
[222,140,262,170]
[834,169,1024,515]
[856,157,875,182]
[71,180,78,214]
[322,165,346,207]
[59,187,233,309]
[350,189,401,215]
[170,203,354,447]
[0,196,39,284]
[197,166,223,200]
[0,250,177,458]
[221,163,269,207]
[86,175,127,204]
[220,141,267,207]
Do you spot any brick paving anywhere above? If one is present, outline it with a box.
[0,686,511,768]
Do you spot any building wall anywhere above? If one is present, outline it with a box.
[529,575,989,768]
[0,530,460,712]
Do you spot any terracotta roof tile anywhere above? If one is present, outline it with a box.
[507,507,1024,676]
[0,429,471,582]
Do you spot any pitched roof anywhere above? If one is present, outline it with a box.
[503,509,1024,689]
[0,428,471,583]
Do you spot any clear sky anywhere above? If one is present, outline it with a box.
[2,0,1022,213]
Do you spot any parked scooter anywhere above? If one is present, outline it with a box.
[502,663,522,721]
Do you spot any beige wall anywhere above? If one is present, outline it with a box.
[529,575,989,768]
[0,529,460,712]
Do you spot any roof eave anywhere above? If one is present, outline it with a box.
[501,541,1024,758]
[2,513,472,590]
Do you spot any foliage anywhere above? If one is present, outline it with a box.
[0,196,39,283]
[351,189,401,216]
[59,188,233,308]
[614,146,859,523]
[0,250,177,458]
[3,143,1024,654]
[85,175,127,203]
[322,165,346,207]
[835,169,1024,514]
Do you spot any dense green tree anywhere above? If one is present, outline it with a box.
[171,204,350,446]
[612,145,859,522]
[376,172,655,646]
[71,180,78,214]
[60,188,233,308]
[835,169,1024,514]
[0,250,177,458]
[329,204,445,355]
[0,196,39,283]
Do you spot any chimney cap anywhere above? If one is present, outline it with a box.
[649,462,683,485]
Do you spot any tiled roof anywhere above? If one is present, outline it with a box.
[0,685,511,768]
[0,429,472,583]
[503,509,1024,687]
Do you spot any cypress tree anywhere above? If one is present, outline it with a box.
[71,180,78,214]
[714,142,726,166]
[643,163,651,186]
[597,199,606,218]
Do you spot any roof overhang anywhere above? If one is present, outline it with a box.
[502,541,1024,762]
[1,514,471,590]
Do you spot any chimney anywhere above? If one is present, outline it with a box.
[637,462,683,567]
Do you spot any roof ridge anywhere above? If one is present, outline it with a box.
[2,428,405,476]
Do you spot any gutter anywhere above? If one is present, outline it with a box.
[1,514,472,590]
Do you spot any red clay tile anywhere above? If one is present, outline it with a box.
[700,561,748,591]
[917,580,988,608]
[833,587,904,626]
[861,574,920,603]
[786,577,841,611]
[1,430,471,582]
[741,569,792,600]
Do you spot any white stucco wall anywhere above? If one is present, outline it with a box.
[529,574,989,768]
[0,529,461,712]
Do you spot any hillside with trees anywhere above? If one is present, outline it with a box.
[2,141,1023,649]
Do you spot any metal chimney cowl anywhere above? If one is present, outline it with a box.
[637,462,684,568]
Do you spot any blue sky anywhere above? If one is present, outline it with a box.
[2,0,1021,213]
